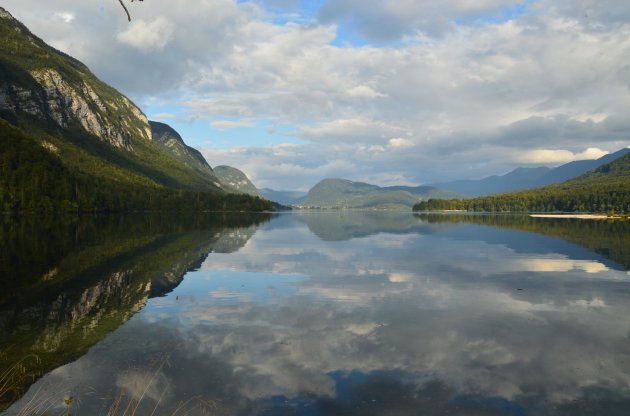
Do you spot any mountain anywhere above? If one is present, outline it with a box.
[259,188,307,206]
[431,167,550,197]
[382,185,465,199]
[213,165,262,197]
[415,153,630,213]
[0,8,150,150]
[302,178,463,210]
[432,148,630,197]
[149,121,222,187]
[0,7,271,212]
[538,148,630,184]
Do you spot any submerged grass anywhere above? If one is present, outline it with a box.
[2,352,217,416]
[0,354,42,410]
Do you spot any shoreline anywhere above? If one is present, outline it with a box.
[529,214,617,219]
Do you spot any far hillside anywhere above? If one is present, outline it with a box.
[302,178,463,210]
[259,189,307,206]
[214,166,262,197]
[414,153,630,213]
[431,148,630,197]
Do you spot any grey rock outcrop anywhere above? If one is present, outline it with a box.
[0,68,151,149]
[0,6,152,150]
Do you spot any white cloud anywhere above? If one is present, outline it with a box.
[388,138,415,149]
[117,17,175,52]
[52,12,74,23]
[2,0,630,189]
[346,85,386,98]
[518,147,609,164]
[149,112,177,121]
[516,259,609,274]
[577,147,610,160]
[389,272,413,283]
[211,119,254,129]
[295,118,412,143]
[202,145,359,190]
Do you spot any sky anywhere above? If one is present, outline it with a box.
[3,0,630,191]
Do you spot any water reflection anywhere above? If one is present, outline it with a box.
[0,213,271,411]
[301,211,456,241]
[3,212,630,415]
[418,213,630,271]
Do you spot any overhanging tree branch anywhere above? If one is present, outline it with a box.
[117,0,143,22]
[118,0,131,22]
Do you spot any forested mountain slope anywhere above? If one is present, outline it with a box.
[0,7,271,212]
[415,153,630,213]
[431,148,630,197]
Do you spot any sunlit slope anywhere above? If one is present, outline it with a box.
[415,153,630,213]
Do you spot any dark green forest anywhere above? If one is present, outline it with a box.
[414,154,630,214]
[0,120,274,214]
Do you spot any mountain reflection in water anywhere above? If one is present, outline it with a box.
[0,213,272,411]
[2,212,630,415]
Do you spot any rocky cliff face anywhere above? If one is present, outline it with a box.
[0,7,151,149]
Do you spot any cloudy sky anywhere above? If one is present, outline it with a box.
[4,0,630,190]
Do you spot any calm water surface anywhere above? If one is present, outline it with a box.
[2,212,630,415]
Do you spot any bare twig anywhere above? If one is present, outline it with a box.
[118,0,131,22]
[118,0,143,22]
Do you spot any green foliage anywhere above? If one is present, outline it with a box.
[0,13,149,142]
[303,178,459,209]
[0,11,254,208]
[0,120,76,213]
[414,154,630,213]
[0,120,274,214]
[214,165,262,197]
[150,120,214,175]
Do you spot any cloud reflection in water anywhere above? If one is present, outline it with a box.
[6,212,630,416]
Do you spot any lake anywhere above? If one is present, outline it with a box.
[2,212,630,415]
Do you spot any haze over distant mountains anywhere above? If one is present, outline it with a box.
[259,189,307,206]
[300,179,463,210]
[416,151,630,213]
[256,149,630,209]
[431,148,630,197]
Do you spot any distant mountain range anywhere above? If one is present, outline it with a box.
[2,6,625,215]
[259,150,630,209]
[259,189,307,206]
[301,178,463,210]
[416,152,630,213]
[0,7,272,213]
[431,148,630,197]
